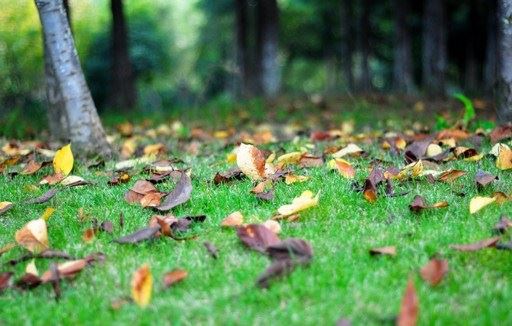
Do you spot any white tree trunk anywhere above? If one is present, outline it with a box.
[35,0,112,156]
[497,0,512,122]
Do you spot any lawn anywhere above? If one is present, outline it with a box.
[1,99,511,325]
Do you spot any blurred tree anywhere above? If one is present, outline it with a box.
[110,0,137,110]
[235,0,252,98]
[35,0,111,155]
[340,0,354,91]
[392,0,414,93]
[485,0,498,93]
[257,0,280,98]
[497,0,512,122]
[422,0,447,97]
[357,0,372,92]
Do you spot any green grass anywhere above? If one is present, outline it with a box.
[1,106,511,325]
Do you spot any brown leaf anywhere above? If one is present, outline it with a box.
[221,211,244,228]
[115,226,161,244]
[363,180,377,203]
[15,218,49,253]
[397,279,418,326]
[140,192,165,207]
[299,155,324,168]
[108,171,131,185]
[131,264,153,307]
[489,124,512,144]
[162,268,188,288]
[236,143,266,180]
[203,241,218,259]
[450,237,500,252]
[0,202,13,216]
[437,170,466,183]
[255,189,275,201]
[124,190,144,204]
[420,258,448,286]
[0,272,13,292]
[409,195,448,213]
[494,215,512,234]
[21,160,43,175]
[475,170,497,188]
[25,188,58,204]
[82,228,96,243]
[405,138,432,163]
[130,180,157,195]
[40,259,88,283]
[156,172,193,211]
[15,273,42,290]
[237,224,281,253]
[213,168,244,185]
[41,173,65,185]
[369,246,396,256]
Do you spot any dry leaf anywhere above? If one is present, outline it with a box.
[237,224,280,253]
[15,218,49,253]
[469,196,496,214]
[156,172,193,211]
[450,237,500,251]
[369,246,396,256]
[131,264,153,308]
[140,192,164,207]
[437,169,465,183]
[332,144,364,158]
[0,201,13,216]
[329,158,355,179]
[221,211,244,227]
[53,144,74,176]
[420,258,448,286]
[41,207,56,221]
[277,190,319,216]
[162,268,188,288]
[21,160,43,175]
[25,259,38,276]
[496,146,512,170]
[25,188,58,204]
[397,279,418,326]
[236,143,266,181]
[284,174,310,185]
[263,220,281,234]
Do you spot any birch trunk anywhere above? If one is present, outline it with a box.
[497,0,512,122]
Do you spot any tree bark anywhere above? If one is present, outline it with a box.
[392,0,414,93]
[235,0,251,98]
[256,0,280,98]
[340,0,354,91]
[422,0,447,97]
[35,0,112,156]
[485,0,498,93]
[110,0,137,110]
[358,0,371,92]
[497,0,512,122]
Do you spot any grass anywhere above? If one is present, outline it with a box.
[0,101,511,325]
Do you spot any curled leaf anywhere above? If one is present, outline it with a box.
[15,218,49,253]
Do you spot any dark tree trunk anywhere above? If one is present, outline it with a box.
[464,0,480,92]
[340,0,354,91]
[256,0,280,98]
[393,0,414,93]
[35,0,112,156]
[110,0,137,110]
[485,0,498,93]
[422,0,447,97]
[358,0,371,92]
[497,0,512,122]
[235,0,251,98]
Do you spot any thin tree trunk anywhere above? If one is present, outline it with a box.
[358,0,371,92]
[393,0,414,93]
[110,0,136,110]
[340,0,354,91]
[497,0,512,122]
[485,0,498,93]
[256,0,280,98]
[235,0,250,98]
[35,0,112,156]
[422,0,447,97]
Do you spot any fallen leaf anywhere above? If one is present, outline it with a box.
[236,143,266,181]
[130,180,157,195]
[263,220,281,234]
[25,188,58,204]
[25,259,38,276]
[0,272,13,292]
[203,241,218,259]
[162,268,187,288]
[284,174,310,185]
[369,246,396,256]
[277,190,319,216]
[329,158,356,179]
[15,218,49,253]
[332,143,364,158]
[490,125,512,144]
[221,211,244,228]
[115,226,160,244]
[409,195,448,213]
[0,242,16,257]
[40,259,89,282]
[140,192,165,207]
[496,146,512,170]
[131,264,153,308]
[494,215,512,234]
[420,258,448,286]
[60,175,88,187]
[21,160,43,175]
[363,179,377,203]
[156,172,193,211]
[213,168,244,185]
[475,170,497,188]
[469,196,496,214]
[41,207,56,221]
[437,170,466,183]
[15,273,42,290]
[53,144,73,176]
[450,237,500,251]
[0,201,13,215]
[82,228,96,243]
[237,224,280,253]
[397,279,418,326]
[255,189,275,201]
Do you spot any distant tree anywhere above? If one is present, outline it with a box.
[358,0,371,92]
[235,0,251,97]
[340,0,354,91]
[485,0,498,93]
[422,0,447,97]
[256,0,280,98]
[110,0,137,110]
[35,0,111,156]
[497,0,512,122]
[392,0,414,93]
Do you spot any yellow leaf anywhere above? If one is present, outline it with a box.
[328,158,355,179]
[226,152,237,164]
[276,152,303,166]
[41,207,55,221]
[53,144,74,176]
[25,259,38,276]
[0,201,13,215]
[15,218,49,253]
[131,264,153,308]
[496,147,512,170]
[332,143,364,158]
[284,174,310,184]
[277,190,319,216]
[469,196,496,214]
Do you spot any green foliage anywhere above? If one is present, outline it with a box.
[453,93,476,126]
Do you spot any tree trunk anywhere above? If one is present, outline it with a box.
[110,0,136,110]
[235,0,251,98]
[35,0,112,156]
[393,0,414,93]
[340,0,354,91]
[256,0,280,98]
[358,0,371,92]
[497,0,512,122]
[485,0,498,93]
[422,0,447,97]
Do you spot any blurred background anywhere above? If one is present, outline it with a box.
[0,0,498,136]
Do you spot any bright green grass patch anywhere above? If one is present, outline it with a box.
[0,138,511,325]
